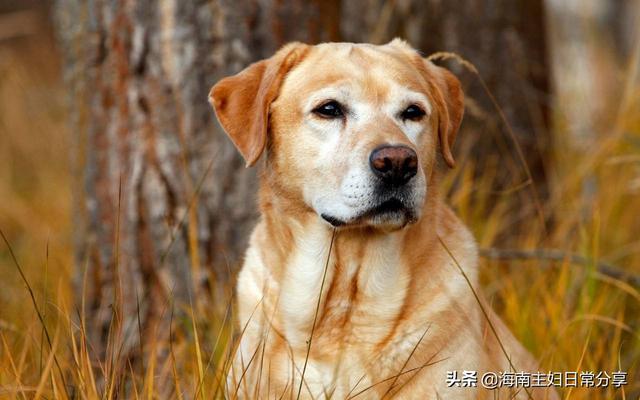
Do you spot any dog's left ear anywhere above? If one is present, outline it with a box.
[417,60,464,168]
[209,42,309,167]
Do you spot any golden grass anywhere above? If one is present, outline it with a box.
[1,26,639,400]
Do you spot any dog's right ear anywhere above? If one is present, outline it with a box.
[209,43,309,167]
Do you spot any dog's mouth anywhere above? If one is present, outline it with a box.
[321,197,416,228]
[363,198,407,217]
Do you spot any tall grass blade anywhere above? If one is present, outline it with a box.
[0,228,70,398]
[295,228,337,400]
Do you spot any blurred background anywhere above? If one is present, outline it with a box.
[0,0,639,398]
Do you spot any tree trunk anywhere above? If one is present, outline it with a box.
[55,0,338,377]
[55,0,550,386]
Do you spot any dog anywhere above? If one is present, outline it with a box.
[210,39,558,399]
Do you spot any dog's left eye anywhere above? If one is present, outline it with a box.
[400,104,426,121]
[313,101,344,119]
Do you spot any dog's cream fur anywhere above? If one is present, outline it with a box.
[210,40,558,399]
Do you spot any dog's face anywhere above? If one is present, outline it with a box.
[210,40,463,231]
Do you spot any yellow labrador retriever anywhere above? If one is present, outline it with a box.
[210,40,558,400]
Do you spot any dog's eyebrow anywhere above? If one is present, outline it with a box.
[304,85,351,109]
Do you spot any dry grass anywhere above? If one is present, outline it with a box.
[1,14,639,400]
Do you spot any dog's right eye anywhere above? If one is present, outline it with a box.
[313,101,344,119]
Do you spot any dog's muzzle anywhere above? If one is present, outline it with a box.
[321,145,422,228]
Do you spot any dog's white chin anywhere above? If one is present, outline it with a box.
[365,209,420,231]
[319,206,421,232]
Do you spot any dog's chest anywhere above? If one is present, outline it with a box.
[268,230,415,396]
[234,223,431,398]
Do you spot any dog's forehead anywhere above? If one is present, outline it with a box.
[281,42,428,98]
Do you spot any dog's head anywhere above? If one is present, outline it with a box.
[210,40,463,231]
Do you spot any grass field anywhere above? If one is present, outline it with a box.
[0,13,639,400]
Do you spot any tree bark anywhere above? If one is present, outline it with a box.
[55,0,550,387]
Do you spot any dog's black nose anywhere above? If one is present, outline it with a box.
[369,145,418,185]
